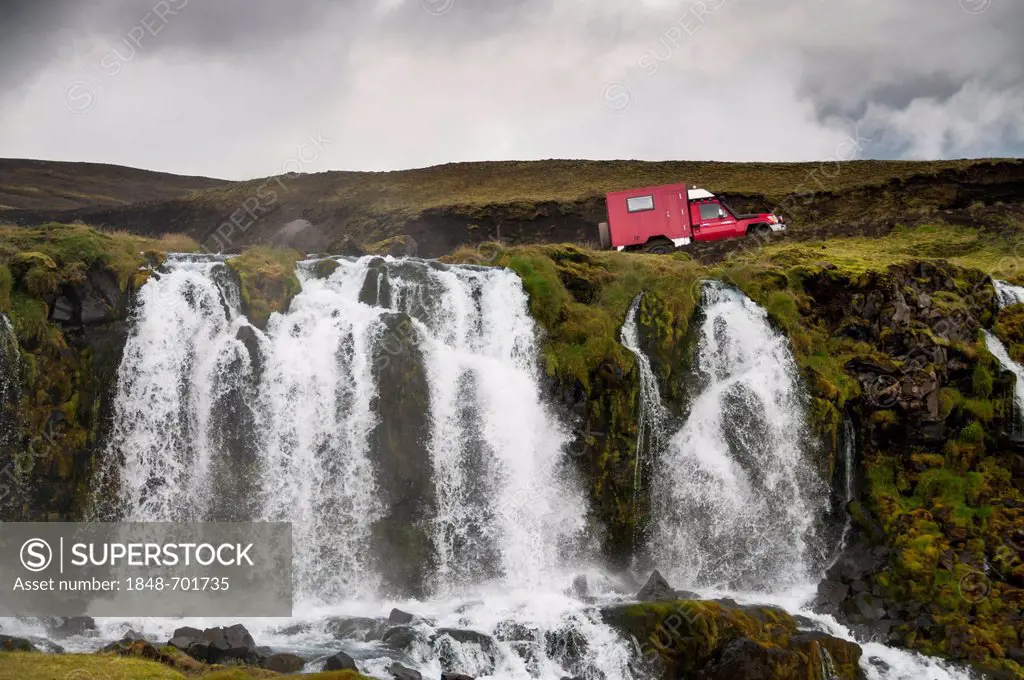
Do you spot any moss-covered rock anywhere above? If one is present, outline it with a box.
[227,246,302,330]
[0,223,191,522]
[602,600,863,680]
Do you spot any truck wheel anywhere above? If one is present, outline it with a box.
[644,239,674,255]
[751,225,772,238]
[598,222,611,250]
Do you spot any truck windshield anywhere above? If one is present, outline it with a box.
[720,201,737,216]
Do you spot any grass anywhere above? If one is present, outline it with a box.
[0,223,198,297]
[0,652,374,680]
[725,222,1024,278]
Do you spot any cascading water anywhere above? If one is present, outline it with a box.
[0,314,20,506]
[99,256,253,522]
[368,259,587,592]
[986,280,1024,437]
[650,280,828,592]
[619,295,670,494]
[993,279,1024,308]
[632,280,976,680]
[91,254,631,680]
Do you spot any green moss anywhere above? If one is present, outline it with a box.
[312,258,340,280]
[971,364,994,398]
[602,600,861,679]
[227,246,303,329]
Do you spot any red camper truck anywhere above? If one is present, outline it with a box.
[597,183,785,253]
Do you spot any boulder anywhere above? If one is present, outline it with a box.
[169,624,260,665]
[263,652,305,673]
[442,674,475,680]
[432,629,498,674]
[636,569,676,601]
[383,625,427,653]
[389,607,415,624]
[325,650,358,671]
[389,661,423,680]
[0,634,37,652]
[47,616,97,637]
[324,616,390,641]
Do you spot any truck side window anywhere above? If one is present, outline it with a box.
[699,203,721,220]
[626,195,655,213]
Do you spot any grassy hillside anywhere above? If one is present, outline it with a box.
[0,158,227,212]
[2,157,1021,258]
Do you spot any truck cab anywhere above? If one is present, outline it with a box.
[598,183,785,253]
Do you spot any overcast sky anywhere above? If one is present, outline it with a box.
[0,0,1021,180]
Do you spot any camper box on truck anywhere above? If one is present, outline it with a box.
[598,183,715,254]
[598,182,785,253]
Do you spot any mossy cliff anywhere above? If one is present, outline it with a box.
[0,224,197,520]
[711,259,1021,677]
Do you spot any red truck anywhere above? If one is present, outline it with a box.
[597,182,786,253]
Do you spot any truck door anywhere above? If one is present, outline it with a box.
[657,188,690,242]
[695,201,738,241]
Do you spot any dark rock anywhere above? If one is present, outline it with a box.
[172,624,259,665]
[389,607,415,624]
[81,293,112,324]
[0,634,37,652]
[262,652,305,673]
[168,635,198,653]
[383,625,426,653]
[325,650,358,671]
[844,592,887,622]
[172,626,203,639]
[433,629,499,674]
[389,661,422,680]
[48,616,97,637]
[571,574,588,599]
[368,310,435,597]
[636,569,676,601]
[442,674,475,680]
[815,580,849,610]
[494,621,539,642]
[324,616,390,641]
[544,626,588,676]
[52,296,75,323]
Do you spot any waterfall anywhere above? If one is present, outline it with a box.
[0,314,20,508]
[619,295,670,492]
[627,281,976,680]
[103,256,587,600]
[650,281,828,592]
[993,279,1024,308]
[989,280,1024,437]
[983,331,1024,437]
[93,254,632,680]
[363,259,587,592]
[101,256,249,523]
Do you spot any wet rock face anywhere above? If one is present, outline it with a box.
[367,311,436,597]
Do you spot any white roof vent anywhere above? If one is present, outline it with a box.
[687,188,715,200]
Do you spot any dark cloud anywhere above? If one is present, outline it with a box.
[0,0,1020,175]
